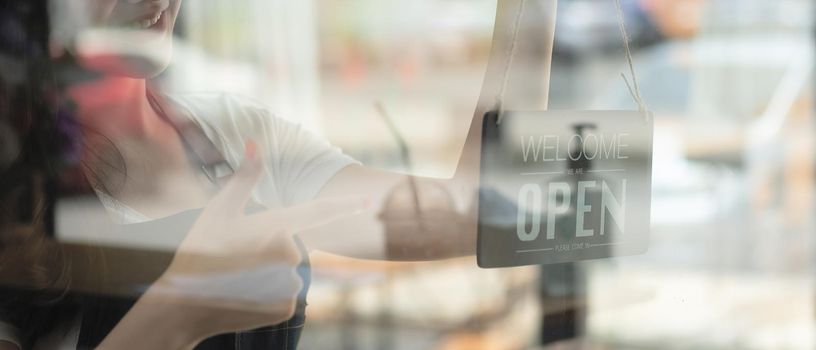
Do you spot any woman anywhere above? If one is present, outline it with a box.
[2,1,370,349]
[1,0,481,348]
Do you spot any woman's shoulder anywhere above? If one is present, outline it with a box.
[162,92,277,127]
[164,92,282,139]
[158,92,292,160]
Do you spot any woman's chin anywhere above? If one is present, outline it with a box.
[73,28,173,79]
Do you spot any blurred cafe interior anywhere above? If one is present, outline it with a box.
[3,0,816,349]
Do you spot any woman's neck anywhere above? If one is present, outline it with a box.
[68,76,169,141]
[71,75,193,198]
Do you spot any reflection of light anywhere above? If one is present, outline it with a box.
[589,267,816,349]
[75,28,170,66]
[650,124,727,225]
[746,44,813,148]
[651,193,716,224]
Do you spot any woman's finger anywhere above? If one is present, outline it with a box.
[208,140,263,215]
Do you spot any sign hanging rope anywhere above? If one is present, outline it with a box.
[495,0,528,124]
[494,0,649,125]
[614,0,649,118]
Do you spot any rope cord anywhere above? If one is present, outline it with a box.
[493,0,649,124]
[614,0,649,119]
[495,0,527,125]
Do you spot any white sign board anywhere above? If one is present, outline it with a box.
[477,110,653,268]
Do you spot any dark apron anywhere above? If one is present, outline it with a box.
[75,210,312,350]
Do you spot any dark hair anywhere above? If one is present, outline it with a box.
[0,0,83,346]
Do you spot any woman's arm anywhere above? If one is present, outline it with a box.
[303,163,479,261]
[297,92,488,261]
[303,0,562,261]
[299,103,487,261]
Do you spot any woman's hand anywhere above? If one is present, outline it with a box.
[98,142,367,349]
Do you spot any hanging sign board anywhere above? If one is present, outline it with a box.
[477,110,653,268]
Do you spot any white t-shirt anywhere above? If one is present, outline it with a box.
[0,93,357,348]
[102,92,358,224]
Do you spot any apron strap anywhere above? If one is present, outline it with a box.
[146,90,235,187]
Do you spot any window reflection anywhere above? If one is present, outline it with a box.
[0,0,813,349]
